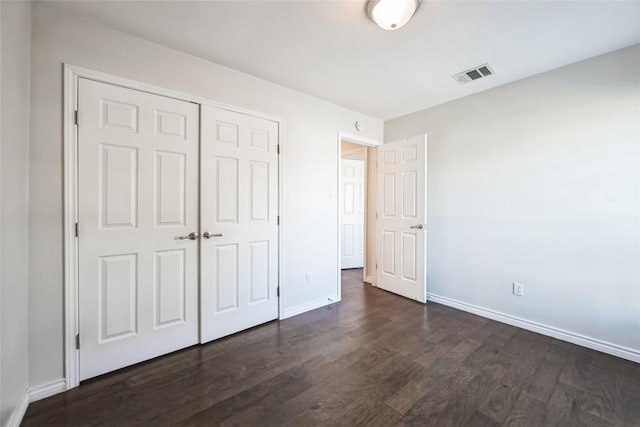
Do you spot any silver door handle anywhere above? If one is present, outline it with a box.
[410,224,424,229]
[203,231,223,239]
[178,232,199,240]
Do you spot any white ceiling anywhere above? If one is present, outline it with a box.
[51,0,640,120]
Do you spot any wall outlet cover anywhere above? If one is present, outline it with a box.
[513,282,524,296]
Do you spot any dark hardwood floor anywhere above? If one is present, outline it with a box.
[24,268,640,426]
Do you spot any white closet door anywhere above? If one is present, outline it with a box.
[200,105,279,343]
[376,135,427,302]
[78,79,200,380]
[341,159,365,269]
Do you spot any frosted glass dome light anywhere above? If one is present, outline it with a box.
[367,0,421,31]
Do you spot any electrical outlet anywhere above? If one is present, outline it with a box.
[513,282,524,296]
[306,273,312,284]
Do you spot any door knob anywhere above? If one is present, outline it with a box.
[203,231,223,239]
[410,224,424,229]
[178,232,199,240]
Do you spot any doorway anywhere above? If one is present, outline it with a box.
[337,134,428,305]
[337,134,379,299]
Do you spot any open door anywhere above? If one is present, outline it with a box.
[376,135,427,302]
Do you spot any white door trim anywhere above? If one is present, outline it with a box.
[63,64,284,390]
[336,132,381,301]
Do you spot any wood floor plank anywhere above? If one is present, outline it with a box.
[502,391,547,427]
[613,355,640,426]
[385,338,481,415]
[479,330,550,424]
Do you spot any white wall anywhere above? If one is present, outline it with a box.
[385,45,640,359]
[28,3,383,388]
[1,1,31,425]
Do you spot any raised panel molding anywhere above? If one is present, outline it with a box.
[100,144,138,229]
[382,173,396,218]
[216,156,239,223]
[155,151,186,227]
[383,150,396,165]
[401,232,417,281]
[249,241,269,304]
[216,120,239,146]
[250,128,269,151]
[155,110,187,140]
[215,244,239,313]
[402,145,417,163]
[154,249,186,328]
[344,182,355,214]
[402,170,417,219]
[99,254,138,342]
[382,231,395,275]
[343,224,354,256]
[100,98,138,132]
[249,161,269,222]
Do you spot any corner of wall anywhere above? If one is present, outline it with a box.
[4,390,28,427]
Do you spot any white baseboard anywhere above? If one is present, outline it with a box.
[364,276,376,286]
[28,379,67,402]
[427,293,640,364]
[6,391,29,427]
[280,295,339,320]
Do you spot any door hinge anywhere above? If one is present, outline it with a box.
[277,287,280,297]
[375,263,378,270]
[277,144,280,155]
[277,215,280,226]
[74,110,79,126]
[75,334,80,350]
[75,222,79,237]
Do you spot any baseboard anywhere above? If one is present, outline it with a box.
[364,275,376,286]
[28,379,67,402]
[280,295,339,320]
[427,293,640,364]
[6,390,29,427]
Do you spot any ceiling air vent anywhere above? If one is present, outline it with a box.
[453,64,494,85]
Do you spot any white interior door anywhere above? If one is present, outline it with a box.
[200,105,279,343]
[341,159,365,269]
[376,135,427,302]
[78,79,200,380]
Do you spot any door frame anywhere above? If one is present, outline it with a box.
[63,64,284,390]
[336,132,381,301]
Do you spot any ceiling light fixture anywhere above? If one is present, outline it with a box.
[367,0,421,31]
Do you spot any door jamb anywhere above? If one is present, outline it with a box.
[337,132,381,302]
[63,64,284,390]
